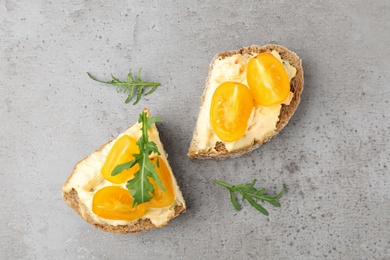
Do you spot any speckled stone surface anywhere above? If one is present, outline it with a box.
[1,0,389,259]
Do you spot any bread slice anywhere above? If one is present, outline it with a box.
[188,44,304,159]
[63,109,186,234]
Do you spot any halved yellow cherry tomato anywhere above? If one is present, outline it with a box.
[101,135,139,184]
[210,82,254,142]
[92,186,147,221]
[147,157,175,208]
[246,52,290,106]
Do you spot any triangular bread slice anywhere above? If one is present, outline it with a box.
[188,44,304,159]
[63,109,186,234]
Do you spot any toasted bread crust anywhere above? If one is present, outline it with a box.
[188,44,304,159]
[63,188,185,234]
[63,110,186,234]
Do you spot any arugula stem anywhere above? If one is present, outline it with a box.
[140,112,148,147]
[87,72,110,84]
[213,180,234,189]
[242,192,277,201]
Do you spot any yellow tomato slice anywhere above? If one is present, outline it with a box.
[101,135,139,184]
[147,157,175,208]
[210,82,254,142]
[92,186,147,221]
[246,52,290,106]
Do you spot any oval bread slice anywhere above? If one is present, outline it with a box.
[188,44,304,160]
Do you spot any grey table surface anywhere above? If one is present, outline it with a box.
[1,0,389,259]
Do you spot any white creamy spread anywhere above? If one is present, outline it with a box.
[194,50,297,152]
[63,123,185,227]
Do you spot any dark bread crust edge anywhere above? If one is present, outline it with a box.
[62,112,186,234]
[63,188,185,234]
[187,44,304,160]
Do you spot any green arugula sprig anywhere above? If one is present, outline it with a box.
[87,68,160,105]
[111,111,164,207]
[214,179,285,216]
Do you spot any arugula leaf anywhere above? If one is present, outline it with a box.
[214,179,285,216]
[111,111,164,207]
[229,190,241,211]
[111,160,136,176]
[87,68,161,105]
